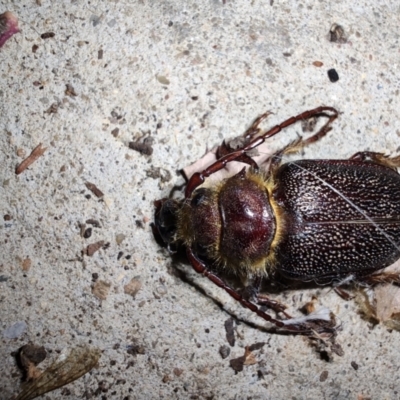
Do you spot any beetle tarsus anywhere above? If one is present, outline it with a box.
[243,111,274,141]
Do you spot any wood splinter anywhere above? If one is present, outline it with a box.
[15,143,47,175]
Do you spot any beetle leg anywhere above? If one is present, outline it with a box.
[186,247,335,334]
[186,247,285,328]
[358,271,400,285]
[333,287,354,301]
[256,294,292,317]
[216,141,259,170]
[264,122,336,171]
[241,275,291,316]
[349,151,400,170]
[185,106,339,198]
[216,112,275,169]
[243,111,274,141]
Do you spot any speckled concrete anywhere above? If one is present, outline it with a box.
[2,1,400,399]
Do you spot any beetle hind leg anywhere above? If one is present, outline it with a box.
[358,271,400,286]
[350,151,400,170]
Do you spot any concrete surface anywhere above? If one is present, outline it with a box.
[1,0,400,399]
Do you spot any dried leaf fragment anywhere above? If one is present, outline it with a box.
[329,23,347,43]
[17,343,47,381]
[219,345,230,359]
[86,218,100,227]
[45,102,58,114]
[85,240,105,256]
[15,346,101,400]
[355,261,400,331]
[319,370,329,382]
[224,318,235,346]
[124,278,142,298]
[247,342,265,352]
[229,347,258,372]
[85,182,104,198]
[0,11,20,48]
[65,83,77,97]
[330,342,344,357]
[15,143,47,175]
[92,279,111,300]
[300,297,317,314]
[128,140,153,156]
[21,258,32,272]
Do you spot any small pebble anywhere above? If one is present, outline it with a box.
[3,321,27,339]
[327,68,339,82]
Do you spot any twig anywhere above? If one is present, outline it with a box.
[15,143,47,175]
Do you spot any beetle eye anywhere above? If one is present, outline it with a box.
[195,243,208,258]
[191,188,208,207]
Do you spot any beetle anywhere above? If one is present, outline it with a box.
[154,106,400,335]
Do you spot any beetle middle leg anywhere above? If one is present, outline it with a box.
[264,122,337,171]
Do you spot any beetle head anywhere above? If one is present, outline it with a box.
[154,198,180,251]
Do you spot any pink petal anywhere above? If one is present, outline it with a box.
[0,11,20,48]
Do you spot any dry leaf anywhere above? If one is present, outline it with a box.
[92,280,111,300]
[124,278,142,298]
[15,346,101,400]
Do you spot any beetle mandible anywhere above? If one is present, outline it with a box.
[154,106,400,335]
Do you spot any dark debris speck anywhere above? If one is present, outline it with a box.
[327,68,339,82]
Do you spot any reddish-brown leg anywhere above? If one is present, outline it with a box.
[263,120,336,172]
[185,106,339,198]
[359,272,400,285]
[216,111,274,169]
[256,294,292,317]
[186,247,334,334]
[350,151,400,169]
[243,111,274,141]
[241,275,291,316]
[334,287,354,301]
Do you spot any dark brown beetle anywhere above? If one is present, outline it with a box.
[154,106,400,335]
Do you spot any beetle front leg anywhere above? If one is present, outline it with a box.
[186,247,336,335]
[243,111,274,141]
[242,275,291,316]
[185,106,339,198]
[216,112,274,169]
